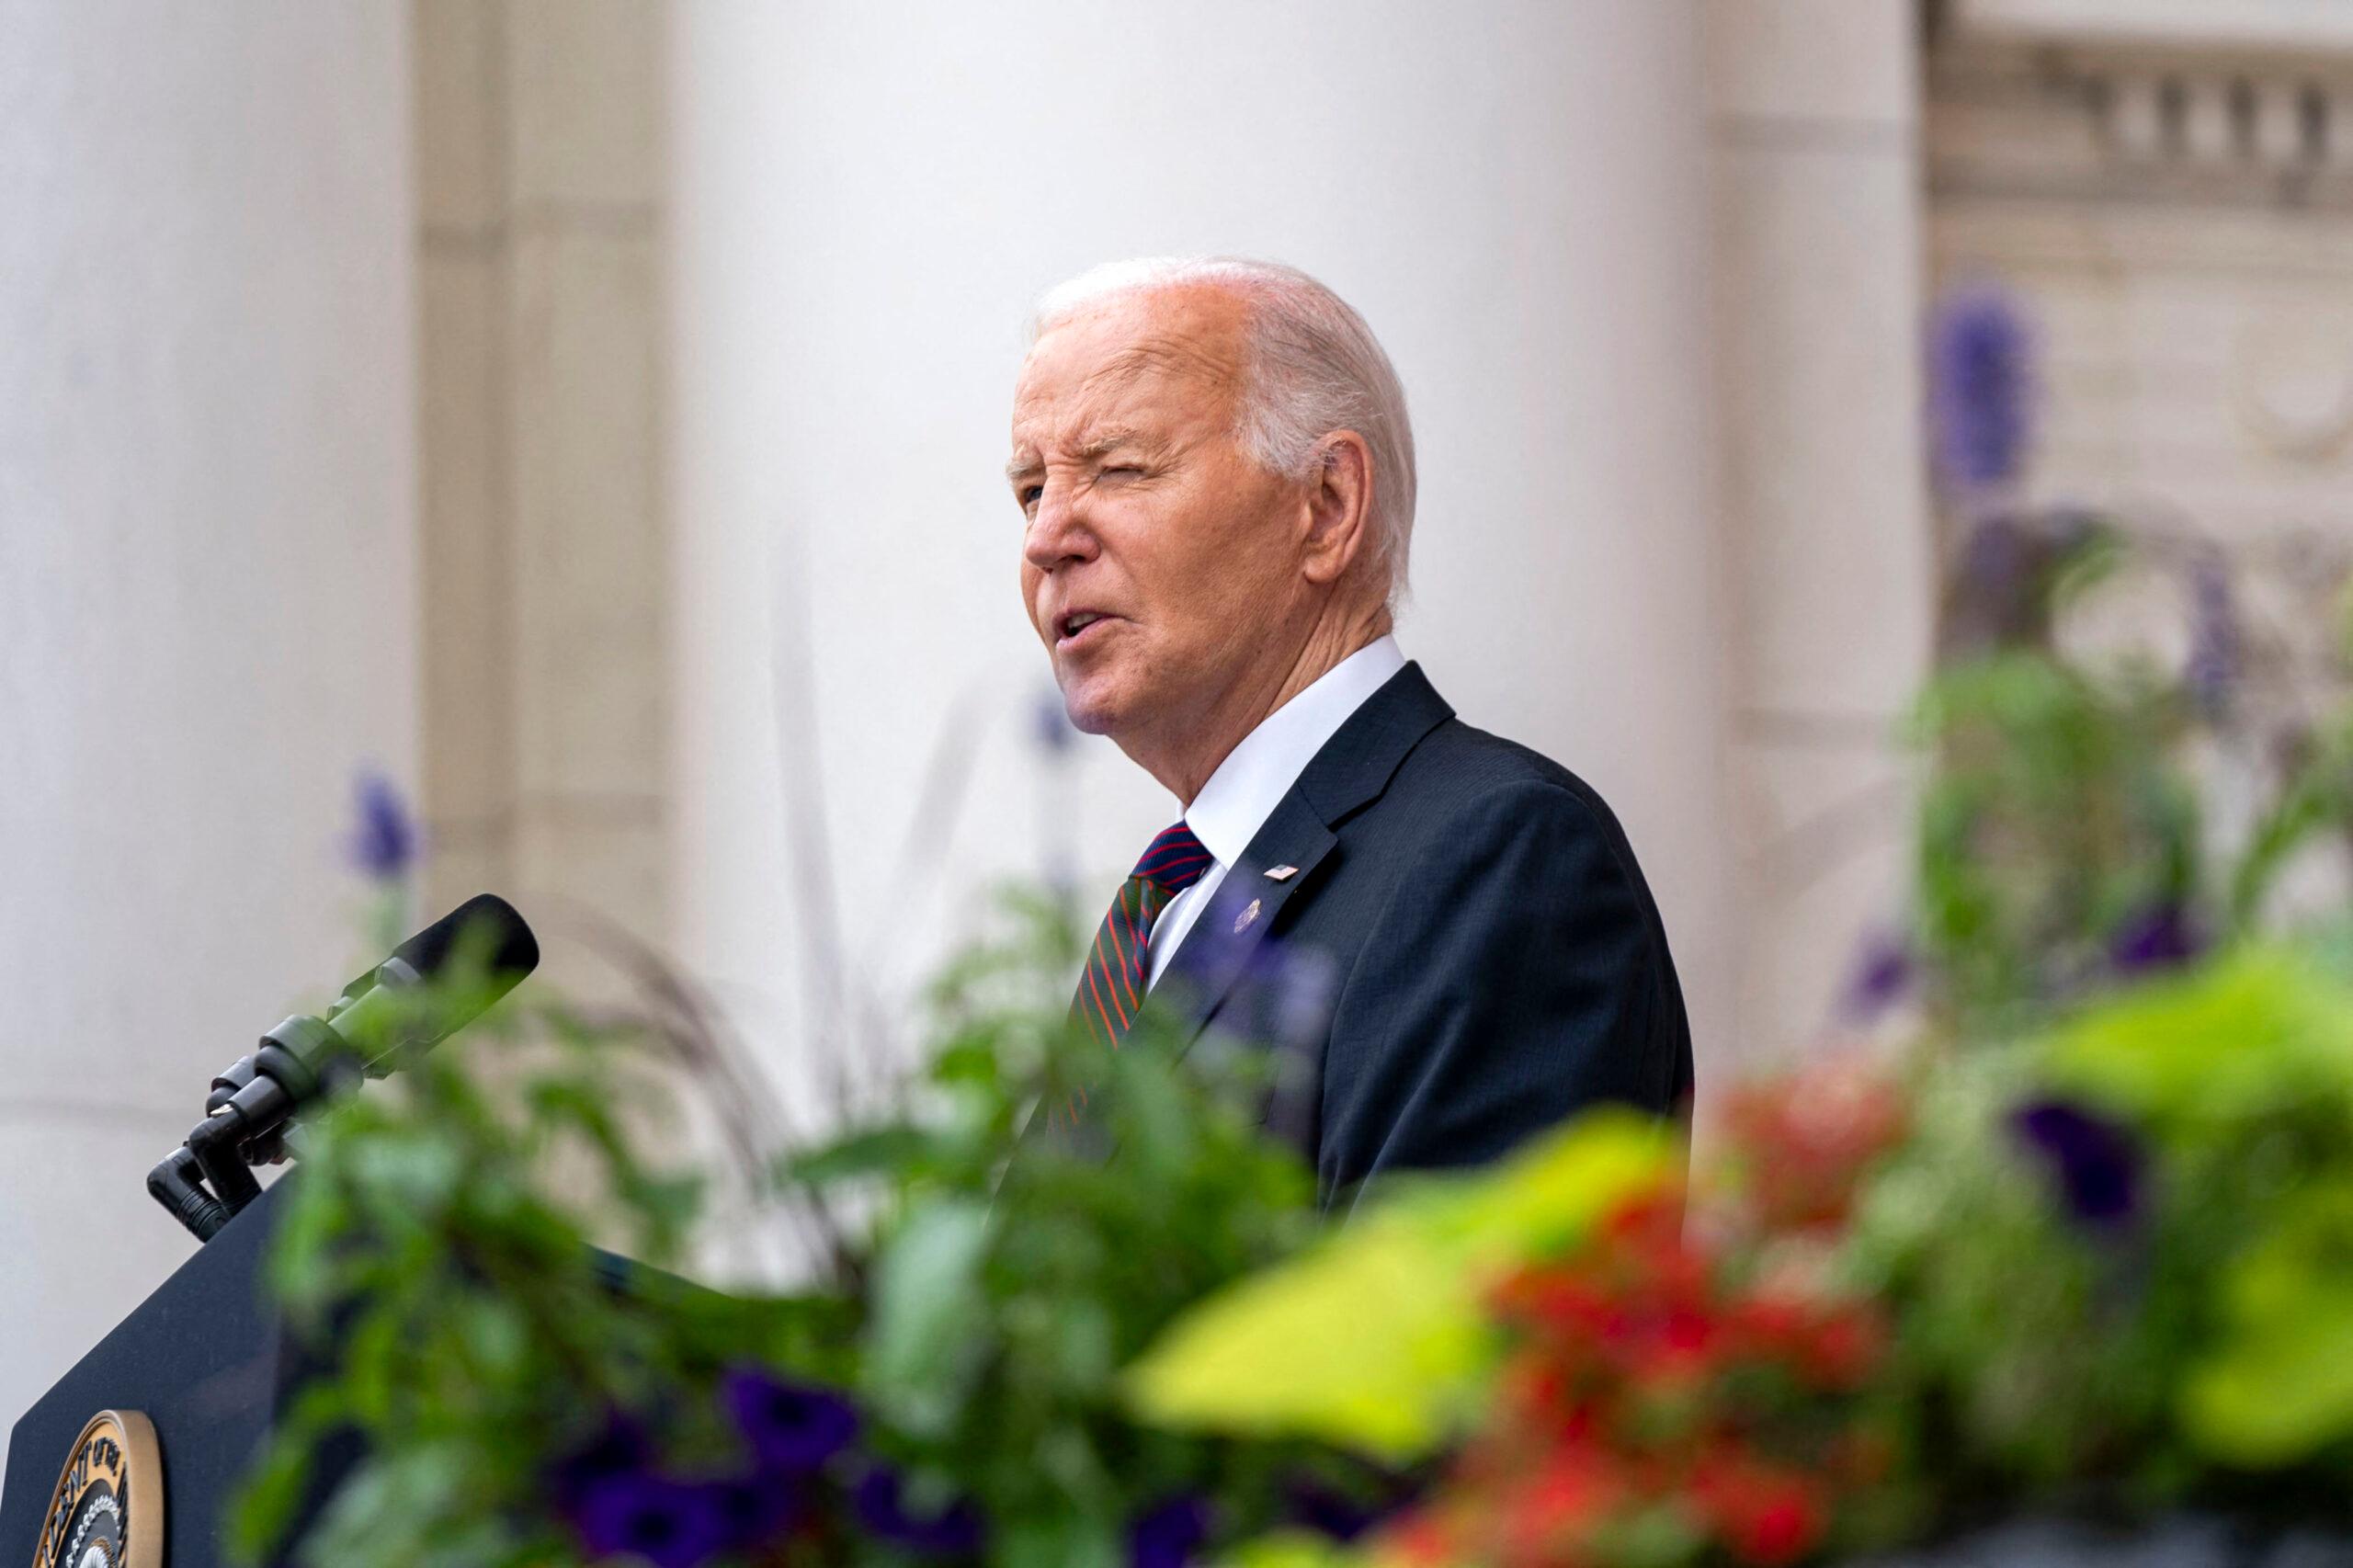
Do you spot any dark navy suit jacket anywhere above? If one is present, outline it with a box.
[1150,661,1694,1207]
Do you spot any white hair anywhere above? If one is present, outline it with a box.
[1028,256,1418,602]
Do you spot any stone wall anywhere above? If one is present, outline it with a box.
[413,0,672,993]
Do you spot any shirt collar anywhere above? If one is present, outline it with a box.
[1183,635,1408,868]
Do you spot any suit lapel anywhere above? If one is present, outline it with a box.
[1152,791,1337,1049]
[1146,662,1456,1051]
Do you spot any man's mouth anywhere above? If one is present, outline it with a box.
[1056,609,1117,647]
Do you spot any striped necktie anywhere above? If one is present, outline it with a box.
[1074,820,1213,1048]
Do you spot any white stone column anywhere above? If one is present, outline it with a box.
[413,0,673,996]
[0,3,416,1465]
[1705,0,1934,1058]
[670,3,1740,1099]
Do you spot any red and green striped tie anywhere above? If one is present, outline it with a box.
[1074,819,1213,1048]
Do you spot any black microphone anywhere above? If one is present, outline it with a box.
[296,892,542,1078]
[148,895,540,1240]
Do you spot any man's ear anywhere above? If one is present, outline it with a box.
[1299,430,1375,586]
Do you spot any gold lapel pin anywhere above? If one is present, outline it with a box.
[1264,864,1299,881]
[1233,898,1262,935]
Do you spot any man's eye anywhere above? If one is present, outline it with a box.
[1019,485,1042,509]
[1101,465,1142,479]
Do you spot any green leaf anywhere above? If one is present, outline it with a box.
[1124,1110,1675,1459]
[2181,1176,2353,1465]
[865,1197,995,1437]
[1217,1530,1367,1568]
[2040,945,2353,1129]
[783,1124,938,1187]
[458,1297,529,1381]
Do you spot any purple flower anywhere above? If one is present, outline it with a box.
[701,1471,802,1553]
[1283,1479,1391,1543]
[1129,1494,1212,1568]
[2185,554,2239,719]
[2109,902,2204,975]
[347,768,417,881]
[720,1365,858,1474]
[549,1415,654,1511]
[568,1474,733,1568]
[1929,284,2036,494]
[851,1466,986,1557]
[1842,928,1915,1024]
[2011,1098,2144,1228]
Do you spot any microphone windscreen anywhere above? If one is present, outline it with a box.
[391,893,540,989]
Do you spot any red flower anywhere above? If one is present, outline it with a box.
[1722,1062,1906,1233]
[1620,1299,1724,1385]
[1499,1446,1625,1565]
[1801,1306,1885,1389]
[1600,1184,1688,1253]
[1413,1067,1903,1567]
[1691,1451,1827,1567]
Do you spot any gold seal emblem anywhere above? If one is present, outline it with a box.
[30,1411,161,1568]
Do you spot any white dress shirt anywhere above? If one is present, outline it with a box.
[1146,635,1409,988]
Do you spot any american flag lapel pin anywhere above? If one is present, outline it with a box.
[1264,864,1299,881]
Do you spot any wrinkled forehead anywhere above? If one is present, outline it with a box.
[1008,291,1249,460]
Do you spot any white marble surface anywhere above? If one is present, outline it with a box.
[0,0,417,1479]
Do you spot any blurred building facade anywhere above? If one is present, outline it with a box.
[11,0,2353,1471]
[1928,0,2353,646]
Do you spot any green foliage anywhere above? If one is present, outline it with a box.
[1124,1112,1676,1460]
[240,892,1340,1568]
[236,971,837,1568]
[776,890,1331,1565]
[1840,1048,2200,1506]
[2039,947,2353,1131]
[1904,519,2353,1036]
[2183,1174,2353,1465]
[1838,948,2353,1523]
[2038,950,2353,1470]
[1910,652,2200,1024]
[1131,943,2353,1562]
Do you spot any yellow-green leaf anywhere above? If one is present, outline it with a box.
[2040,947,2353,1127]
[1123,1111,1675,1459]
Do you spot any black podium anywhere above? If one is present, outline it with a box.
[0,1182,347,1568]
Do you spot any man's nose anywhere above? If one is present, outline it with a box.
[1022,481,1096,574]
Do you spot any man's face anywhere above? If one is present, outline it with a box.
[1009,286,1311,750]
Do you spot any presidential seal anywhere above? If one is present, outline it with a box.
[30,1411,161,1568]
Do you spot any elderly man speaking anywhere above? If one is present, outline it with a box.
[1008,256,1692,1202]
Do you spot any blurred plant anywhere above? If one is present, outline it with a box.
[232,933,840,1568]
[346,767,419,952]
[237,889,1379,1568]
[768,898,1348,1565]
[347,767,418,883]
[1137,942,2353,1565]
[1908,644,2201,1022]
[1904,276,2353,1032]
[1927,285,2034,500]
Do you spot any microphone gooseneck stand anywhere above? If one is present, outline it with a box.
[146,1009,370,1243]
[145,893,541,1244]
